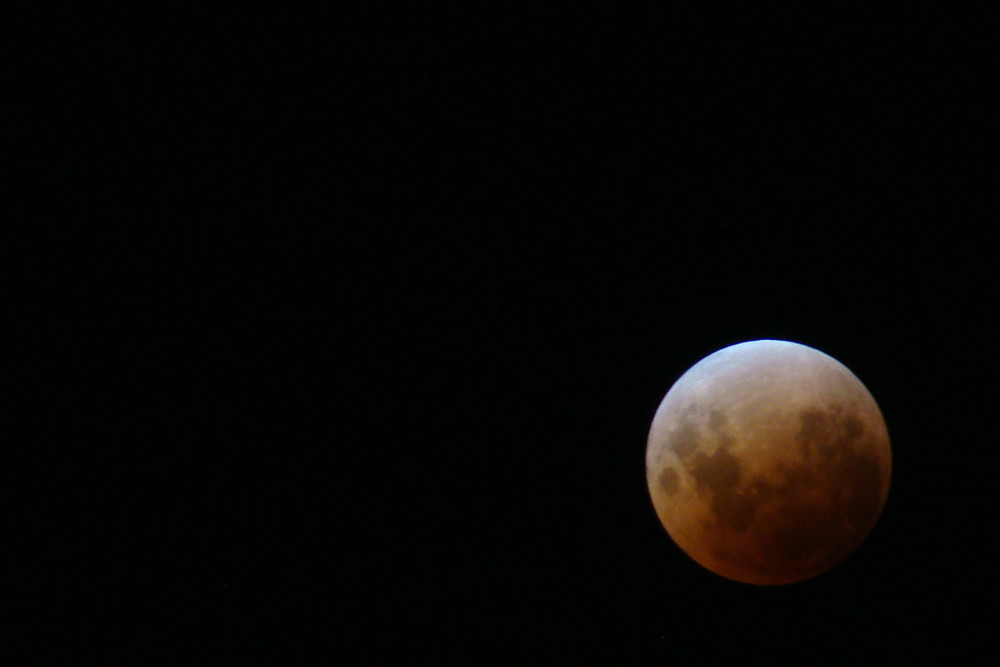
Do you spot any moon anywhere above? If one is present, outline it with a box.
[645,340,892,585]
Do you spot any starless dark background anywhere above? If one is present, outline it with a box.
[11,5,1000,661]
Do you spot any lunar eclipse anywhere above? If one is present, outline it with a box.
[646,340,892,585]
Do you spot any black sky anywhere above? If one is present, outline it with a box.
[14,5,1000,661]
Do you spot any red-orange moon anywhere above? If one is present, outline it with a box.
[645,340,891,585]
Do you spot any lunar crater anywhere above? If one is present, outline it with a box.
[668,420,702,464]
[659,467,680,496]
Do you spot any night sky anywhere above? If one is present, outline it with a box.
[16,6,1000,661]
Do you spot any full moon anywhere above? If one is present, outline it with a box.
[646,340,891,585]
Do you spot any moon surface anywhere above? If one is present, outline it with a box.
[646,340,891,585]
